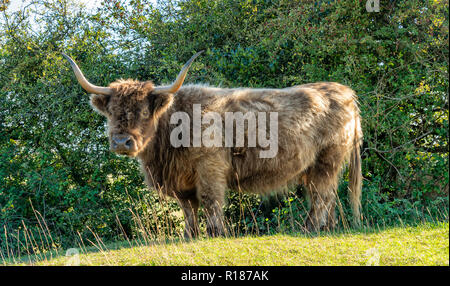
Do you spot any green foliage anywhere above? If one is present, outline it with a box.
[0,0,448,257]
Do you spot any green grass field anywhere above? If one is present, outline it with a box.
[8,221,448,266]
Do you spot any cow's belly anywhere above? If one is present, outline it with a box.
[229,143,318,194]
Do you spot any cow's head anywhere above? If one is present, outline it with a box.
[62,51,203,157]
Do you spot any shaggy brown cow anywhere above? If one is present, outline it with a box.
[62,51,363,238]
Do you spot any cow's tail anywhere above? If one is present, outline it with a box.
[348,114,363,227]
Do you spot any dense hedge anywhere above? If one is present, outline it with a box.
[0,0,448,256]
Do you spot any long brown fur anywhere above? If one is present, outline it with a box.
[89,79,363,237]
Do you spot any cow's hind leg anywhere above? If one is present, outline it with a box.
[304,185,337,232]
[304,145,345,232]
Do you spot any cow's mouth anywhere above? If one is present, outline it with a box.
[113,150,138,157]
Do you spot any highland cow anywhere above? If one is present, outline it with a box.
[62,51,363,238]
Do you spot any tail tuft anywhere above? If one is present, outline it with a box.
[349,117,363,227]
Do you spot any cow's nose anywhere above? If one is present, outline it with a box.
[111,134,136,153]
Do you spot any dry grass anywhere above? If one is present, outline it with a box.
[4,221,448,266]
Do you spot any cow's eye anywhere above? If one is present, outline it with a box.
[141,109,150,118]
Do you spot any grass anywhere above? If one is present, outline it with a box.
[8,221,449,266]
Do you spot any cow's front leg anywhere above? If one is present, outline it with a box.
[196,165,227,238]
[199,183,226,237]
[178,195,200,240]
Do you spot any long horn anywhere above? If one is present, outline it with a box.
[153,50,204,94]
[61,53,113,95]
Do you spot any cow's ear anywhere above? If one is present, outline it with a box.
[152,93,174,118]
[90,94,110,116]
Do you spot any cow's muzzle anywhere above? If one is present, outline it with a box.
[111,134,137,154]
